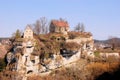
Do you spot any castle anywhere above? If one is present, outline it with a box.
[50,20,69,34]
[6,20,94,80]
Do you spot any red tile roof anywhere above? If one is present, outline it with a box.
[51,20,69,27]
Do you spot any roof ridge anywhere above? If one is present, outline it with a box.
[51,20,69,27]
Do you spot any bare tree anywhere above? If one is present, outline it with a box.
[108,36,116,50]
[33,17,49,35]
[74,23,81,32]
[74,22,85,32]
[34,20,41,35]
[108,36,120,50]
[40,17,48,34]
[81,23,85,32]
[59,18,67,21]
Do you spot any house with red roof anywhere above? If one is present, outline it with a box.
[50,20,69,34]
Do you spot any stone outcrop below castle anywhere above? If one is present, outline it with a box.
[5,25,95,80]
[6,36,94,79]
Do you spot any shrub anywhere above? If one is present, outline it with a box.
[68,32,79,39]
[94,51,100,57]
[0,58,6,72]
[63,42,80,51]
[68,31,92,39]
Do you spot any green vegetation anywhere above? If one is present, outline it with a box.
[94,51,100,57]
[12,29,22,39]
[0,58,6,72]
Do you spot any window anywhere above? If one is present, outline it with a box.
[31,60,35,63]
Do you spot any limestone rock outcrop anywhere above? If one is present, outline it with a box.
[5,25,95,80]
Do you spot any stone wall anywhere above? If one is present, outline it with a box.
[50,22,69,34]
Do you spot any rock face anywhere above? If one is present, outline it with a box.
[6,41,77,73]
[6,37,94,76]
[66,36,95,59]
[62,49,81,65]
[15,41,39,74]
[0,45,10,58]
[5,25,95,80]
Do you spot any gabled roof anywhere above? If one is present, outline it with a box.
[25,25,33,30]
[51,20,69,28]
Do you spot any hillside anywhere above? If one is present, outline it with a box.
[94,37,120,44]
[0,21,120,80]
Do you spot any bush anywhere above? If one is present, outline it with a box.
[94,51,100,57]
[63,42,80,51]
[68,32,78,39]
[0,58,6,72]
[68,31,92,39]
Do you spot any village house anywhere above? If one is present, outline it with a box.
[23,25,33,39]
[50,20,69,34]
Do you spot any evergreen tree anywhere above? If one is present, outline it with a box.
[12,29,22,39]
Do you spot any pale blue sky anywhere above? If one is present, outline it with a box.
[0,0,120,40]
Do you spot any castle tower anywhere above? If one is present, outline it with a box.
[23,25,33,39]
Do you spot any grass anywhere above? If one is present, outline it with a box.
[94,51,100,57]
